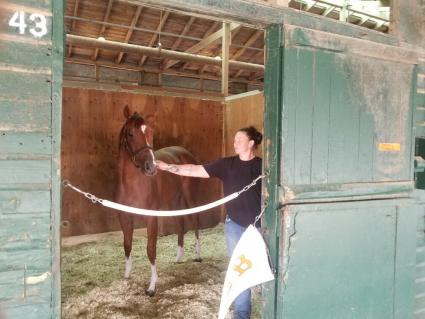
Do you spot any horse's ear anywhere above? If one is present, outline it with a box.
[123,105,130,119]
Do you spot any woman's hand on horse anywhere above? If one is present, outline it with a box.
[155,160,169,171]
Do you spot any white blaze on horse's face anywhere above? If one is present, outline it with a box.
[140,124,157,171]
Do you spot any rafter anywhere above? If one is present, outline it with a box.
[67,0,80,57]
[161,16,196,68]
[165,21,240,71]
[182,23,243,73]
[115,6,143,64]
[138,11,170,66]
[231,30,263,61]
[322,6,335,17]
[92,0,114,61]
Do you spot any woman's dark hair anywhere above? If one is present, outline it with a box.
[238,126,263,149]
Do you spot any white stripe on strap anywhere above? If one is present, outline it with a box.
[101,192,238,217]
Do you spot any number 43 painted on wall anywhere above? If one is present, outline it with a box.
[8,11,48,38]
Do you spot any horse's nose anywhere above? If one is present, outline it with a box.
[144,160,157,175]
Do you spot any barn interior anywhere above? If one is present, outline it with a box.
[61,0,391,237]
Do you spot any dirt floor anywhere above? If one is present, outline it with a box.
[61,224,262,319]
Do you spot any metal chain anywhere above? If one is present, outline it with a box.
[236,173,267,196]
[62,180,102,204]
[253,201,268,226]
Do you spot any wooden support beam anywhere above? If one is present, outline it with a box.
[165,21,240,70]
[65,56,263,85]
[138,11,170,66]
[67,34,264,72]
[322,5,335,17]
[221,22,230,96]
[91,0,114,61]
[231,30,263,60]
[267,0,290,6]
[67,0,80,57]
[305,0,319,11]
[179,20,220,72]
[161,16,196,68]
[115,6,143,64]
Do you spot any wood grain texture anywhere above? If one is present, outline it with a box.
[61,88,224,236]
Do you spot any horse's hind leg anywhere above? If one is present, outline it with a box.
[146,217,158,297]
[119,213,134,279]
[176,217,184,263]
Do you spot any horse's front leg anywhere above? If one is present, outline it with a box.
[146,217,158,297]
[119,213,134,279]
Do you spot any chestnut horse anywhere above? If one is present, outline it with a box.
[116,106,201,296]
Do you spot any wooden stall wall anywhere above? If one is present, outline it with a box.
[62,88,223,236]
[225,92,264,157]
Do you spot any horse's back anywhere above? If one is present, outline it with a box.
[155,146,197,165]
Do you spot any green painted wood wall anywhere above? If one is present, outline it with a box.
[0,0,63,318]
[263,24,421,319]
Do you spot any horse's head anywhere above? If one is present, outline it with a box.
[120,105,157,176]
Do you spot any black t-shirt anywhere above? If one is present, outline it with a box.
[203,156,262,227]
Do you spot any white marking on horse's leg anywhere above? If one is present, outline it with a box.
[195,239,201,260]
[124,256,132,279]
[147,264,158,293]
[176,245,184,263]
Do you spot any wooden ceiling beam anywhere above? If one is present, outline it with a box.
[165,21,240,71]
[161,16,196,68]
[231,30,263,60]
[92,0,115,61]
[65,57,263,85]
[67,0,80,57]
[138,11,170,66]
[115,5,143,64]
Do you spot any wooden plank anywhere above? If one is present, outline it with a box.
[0,249,51,271]
[0,160,51,184]
[0,190,50,215]
[2,300,52,319]
[224,93,264,156]
[282,47,298,185]
[115,5,143,63]
[61,88,224,236]
[51,0,64,315]
[0,71,51,101]
[0,270,24,301]
[327,57,360,183]
[0,101,50,132]
[123,0,397,46]
[294,49,314,184]
[91,0,114,60]
[0,215,51,250]
[0,0,52,14]
[165,22,240,70]
[139,11,170,66]
[0,132,51,156]
[221,22,230,96]
[0,42,51,69]
[310,50,331,184]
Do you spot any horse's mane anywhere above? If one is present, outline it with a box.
[118,112,145,149]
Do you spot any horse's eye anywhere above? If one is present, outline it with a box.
[128,132,133,137]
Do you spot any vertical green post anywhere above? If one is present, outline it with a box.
[262,24,283,319]
[51,0,64,317]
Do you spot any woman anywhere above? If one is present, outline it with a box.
[156,126,263,319]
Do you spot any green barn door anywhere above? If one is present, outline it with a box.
[0,1,63,318]
[413,60,425,318]
[263,24,419,319]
